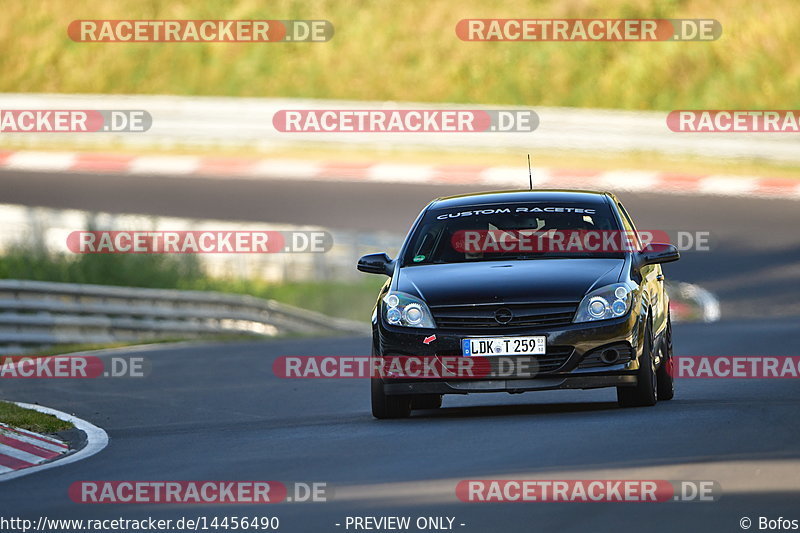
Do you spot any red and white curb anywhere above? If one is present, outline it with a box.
[1,150,799,200]
[0,402,108,482]
[0,422,68,474]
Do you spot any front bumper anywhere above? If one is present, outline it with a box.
[374,311,643,396]
[384,374,637,395]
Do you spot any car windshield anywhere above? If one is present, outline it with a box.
[402,202,625,265]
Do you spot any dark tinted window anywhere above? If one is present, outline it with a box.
[403,202,623,265]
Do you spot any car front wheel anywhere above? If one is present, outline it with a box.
[617,319,658,407]
[371,377,412,419]
[656,315,675,401]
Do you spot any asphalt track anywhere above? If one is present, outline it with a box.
[0,169,799,532]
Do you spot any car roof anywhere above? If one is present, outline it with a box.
[428,189,617,210]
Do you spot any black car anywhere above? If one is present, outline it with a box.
[358,190,679,419]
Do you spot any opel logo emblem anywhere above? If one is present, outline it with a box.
[494,308,513,324]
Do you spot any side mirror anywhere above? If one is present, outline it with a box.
[636,243,680,268]
[357,253,394,276]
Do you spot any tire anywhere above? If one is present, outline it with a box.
[371,377,411,419]
[411,394,443,410]
[656,316,675,401]
[617,318,658,407]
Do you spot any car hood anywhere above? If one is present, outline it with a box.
[395,259,625,306]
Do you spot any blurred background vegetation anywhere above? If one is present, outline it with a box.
[1,0,797,109]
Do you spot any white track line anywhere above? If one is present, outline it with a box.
[367,164,436,183]
[4,151,76,172]
[128,155,200,175]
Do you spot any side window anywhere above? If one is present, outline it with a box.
[617,202,641,250]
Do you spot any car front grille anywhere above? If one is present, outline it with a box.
[430,301,578,331]
[517,346,574,374]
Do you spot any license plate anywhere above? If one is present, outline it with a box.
[462,336,546,356]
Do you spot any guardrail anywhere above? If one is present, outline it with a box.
[0,279,370,354]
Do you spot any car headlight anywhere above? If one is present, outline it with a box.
[574,283,635,323]
[382,292,436,328]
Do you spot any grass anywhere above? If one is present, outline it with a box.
[0,401,73,433]
[0,0,797,110]
[0,249,385,322]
